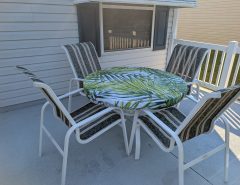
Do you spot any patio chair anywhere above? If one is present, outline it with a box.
[16,66,129,185]
[129,84,240,185]
[167,44,209,101]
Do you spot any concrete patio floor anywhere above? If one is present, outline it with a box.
[1,95,240,185]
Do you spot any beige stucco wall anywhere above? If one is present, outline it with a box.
[177,0,240,45]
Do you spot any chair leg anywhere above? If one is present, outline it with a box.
[120,111,130,155]
[178,152,184,185]
[135,126,141,160]
[39,116,43,157]
[129,111,139,154]
[176,139,184,185]
[39,103,48,157]
[224,118,230,183]
[61,142,69,185]
[61,128,75,185]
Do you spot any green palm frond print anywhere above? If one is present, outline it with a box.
[84,67,188,110]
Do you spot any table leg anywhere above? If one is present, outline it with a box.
[129,111,139,155]
[119,110,130,155]
[135,125,141,160]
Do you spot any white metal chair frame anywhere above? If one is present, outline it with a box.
[34,82,129,185]
[167,44,210,101]
[128,90,240,185]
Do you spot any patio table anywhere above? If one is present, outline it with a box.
[83,67,188,111]
[84,67,189,155]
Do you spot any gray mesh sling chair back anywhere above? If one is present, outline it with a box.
[129,84,240,185]
[16,66,129,185]
[167,44,209,101]
[62,42,101,91]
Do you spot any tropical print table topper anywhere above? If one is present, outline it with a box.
[83,67,189,110]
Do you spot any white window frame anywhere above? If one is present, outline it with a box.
[99,3,156,56]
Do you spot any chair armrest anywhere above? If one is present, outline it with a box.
[142,110,184,147]
[218,115,230,135]
[71,78,85,82]
[185,95,199,103]
[63,107,121,145]
[69,78,86,96]
[68,78,87,112]
[187,81,198,86]
[143,110,177,137]
[66,107,116,135]
[40,90,83,114]
[187,80,200,101]
[58,89,84,100]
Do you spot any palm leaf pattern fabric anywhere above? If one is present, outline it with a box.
[84,67,188,110]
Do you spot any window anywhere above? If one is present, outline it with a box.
[76,3,169,56]
[102,5,154,52]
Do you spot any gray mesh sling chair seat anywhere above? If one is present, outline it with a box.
[167,44,209,100]
[129,84,240,185]
[16,66,129,185]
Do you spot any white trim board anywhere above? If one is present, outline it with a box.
[73,0,196,8]
[102,4,154,10]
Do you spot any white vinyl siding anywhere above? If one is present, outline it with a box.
[0,0,175,108]
[0,0,78,108]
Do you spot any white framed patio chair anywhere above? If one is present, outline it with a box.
[167,44,209,101]
[129,84,240,185]
[16,66,129,185]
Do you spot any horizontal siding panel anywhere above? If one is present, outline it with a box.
[0,22,78,32]
[0,38,78,50]
[0,54,68,67]
[101,50,165,63]
[0,30,78,41]
[0,74,74,93]
[0,61,71,75]
[0,46,64,59]
[150,64,163,68]
[0,81,69,100]
[101,52,166,68]
[0,3,75,14]
[129,62,165,70]
[0,68,73,85]
[1,88,68,107]
[0,0,74,5]
[0,13,77,23]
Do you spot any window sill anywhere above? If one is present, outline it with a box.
[102,48,153,56]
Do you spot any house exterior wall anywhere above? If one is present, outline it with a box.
[177,0,240,45]
[0,0,175,108]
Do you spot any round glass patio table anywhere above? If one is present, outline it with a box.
[83,67,189,111]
